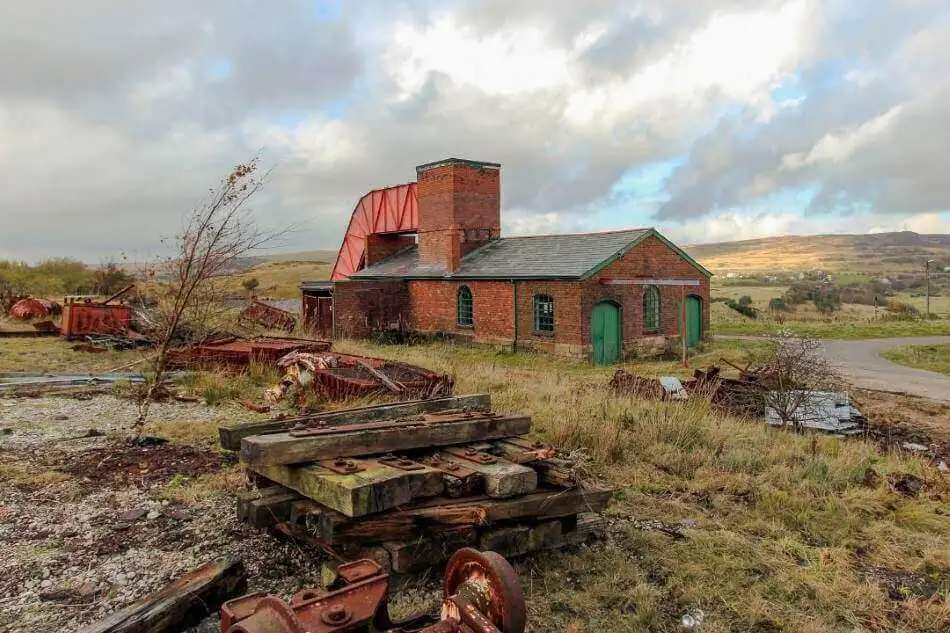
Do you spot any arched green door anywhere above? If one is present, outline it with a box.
[686,295,702,348]
[591,301,621,365]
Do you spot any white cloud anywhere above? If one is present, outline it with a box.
[781,104,904,169]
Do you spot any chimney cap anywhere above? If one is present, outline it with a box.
[416,158,501,173]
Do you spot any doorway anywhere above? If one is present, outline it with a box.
[591,301,621,364]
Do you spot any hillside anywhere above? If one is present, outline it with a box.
[688,231,950,275]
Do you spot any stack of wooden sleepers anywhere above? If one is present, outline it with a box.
[224,394,613,572]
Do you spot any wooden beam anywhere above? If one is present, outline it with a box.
[312,486,613,544]
[384,526,477,573]
[219,393,492,451]
[76,559,246,633]
[436,451,537,498]
[241,414,531,467]
[251,459,444,517]
[600,278,700,286]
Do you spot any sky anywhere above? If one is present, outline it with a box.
[1,0,948,263]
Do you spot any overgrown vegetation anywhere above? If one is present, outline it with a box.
[0,259,135,309]
[328,338,950,632]
[881,343,950,376]
[135,158,287,433]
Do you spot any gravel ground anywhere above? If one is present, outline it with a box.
[0,394,438,632]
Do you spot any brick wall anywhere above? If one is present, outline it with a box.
[417,160,500,271]
[408,279,514,344]
[365,234,414,267]
[513,281,584,355]
[332,279,410,339]
[586,234,711,357]
[334,234,709,360]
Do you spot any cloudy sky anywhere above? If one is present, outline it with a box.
[1,0,948,263]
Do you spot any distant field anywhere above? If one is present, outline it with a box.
[689,231,950,275]
[221,260,332,299]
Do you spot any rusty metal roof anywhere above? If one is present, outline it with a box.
[347,228,710,280]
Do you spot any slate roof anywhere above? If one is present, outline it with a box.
[348,228,711,280]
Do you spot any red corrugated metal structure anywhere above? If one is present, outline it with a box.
[60,299,132,339]
[330,183,418,281]
[8,298,57,320]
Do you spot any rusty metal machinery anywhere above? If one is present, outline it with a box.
[220,548,525,633]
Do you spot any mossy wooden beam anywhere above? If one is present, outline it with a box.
[241,414,531,467]
[251,460,444,517]
[219,393,492,451]
[435,451,537,498]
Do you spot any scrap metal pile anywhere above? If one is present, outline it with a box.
[165,336,332,371]
[267,351,454,403]
[78,548,528,633]
[226,394,611,573]
[222,548,527,633]
[611,360,867,434]
[239,299,297,332]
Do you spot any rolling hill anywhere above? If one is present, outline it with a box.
[686,231,950,275]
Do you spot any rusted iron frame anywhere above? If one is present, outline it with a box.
[220,548,523,633]
[331,182,419,281]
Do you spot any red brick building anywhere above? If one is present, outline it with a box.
[332,158,711,364]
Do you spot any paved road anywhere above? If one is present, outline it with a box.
[819,337,950,402]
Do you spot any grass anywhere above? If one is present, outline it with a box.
[713,318,950,339]
[328,338,950,632]
[221,260,332,299]
[4,333,950,630]
[881,344,950,376]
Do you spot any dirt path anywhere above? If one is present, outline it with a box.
[820,336,950,403]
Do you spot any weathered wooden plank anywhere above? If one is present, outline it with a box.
[488,439,577,488]
[310,486,612,544]
[384,526,477,573]
[236,486,301,526]
[436,451,537,498]
[479,525,530,557]
[241,414,531,467]
[219,394,492,450]
[77,559,246,633]
[252,459,444,517]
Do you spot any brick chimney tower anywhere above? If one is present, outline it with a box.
[416,158,501,272]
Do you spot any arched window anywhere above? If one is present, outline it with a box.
[457,285,473,326]
[533,293,555,333]
[643,285,660,332]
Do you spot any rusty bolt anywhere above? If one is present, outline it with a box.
[398,459,413,467]
[445,463,460,472]
[334,458,348,467]
[464,449,477,456]
[322,603,349,624]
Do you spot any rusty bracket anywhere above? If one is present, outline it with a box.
[318,458,365,475]
[423,456,479,480]
[443,446,497,465]
[495,438,557,464]
[377,456,426,471]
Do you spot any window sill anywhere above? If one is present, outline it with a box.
[532,330,555,338]
[457,323,474,329]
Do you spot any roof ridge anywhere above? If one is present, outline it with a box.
[501,227,652,240]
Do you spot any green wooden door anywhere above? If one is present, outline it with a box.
[591,301,621,365]
[686,295,702,348]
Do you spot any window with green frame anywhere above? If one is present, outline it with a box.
[533,293,554,333]
[457,285,473,326]
[643,285,660,332]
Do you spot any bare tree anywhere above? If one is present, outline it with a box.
[760,334,841,432]
[134,158,285,433]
